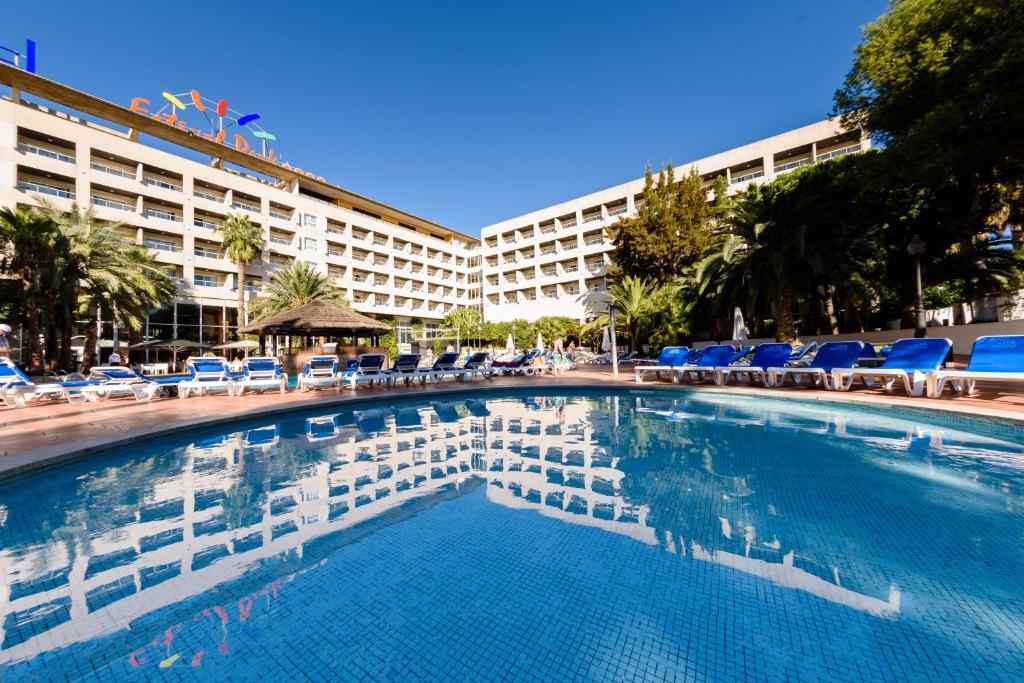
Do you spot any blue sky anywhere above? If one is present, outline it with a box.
[5,1,885,235]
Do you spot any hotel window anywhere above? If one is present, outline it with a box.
[397,321,412,345]
[304,237,318,253]
[303,213,318,229]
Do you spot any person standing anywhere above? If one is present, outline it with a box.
[108,347,122,366]
[553,335,565,376]
[0,324,11,357]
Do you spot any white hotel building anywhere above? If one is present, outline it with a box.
[0,64,481,347]
[479,120,869,323]
[1,63,867,342]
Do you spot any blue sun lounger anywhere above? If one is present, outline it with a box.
[342,353,387,389]
[298,355,341,392]
[458,352,493,381]
[306,415,341,442]
[178,357,236,398]
[675,345,749,384]
[766,341,867,390]
[235,357,288,395]
[715,343,794,386]
[832,337,952,396]
[491,349,542,376]
[417,352,462,383]
[0,357,98,406]
[634,346,688,384]
[82,366,161,401]
[384,353,422,387]
[926,335,1024,398]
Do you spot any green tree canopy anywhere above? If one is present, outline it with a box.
[248,261,349,321]
[218,213,264,324]
[608,165,713,281]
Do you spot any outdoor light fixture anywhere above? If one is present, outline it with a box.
[907,236,927,338]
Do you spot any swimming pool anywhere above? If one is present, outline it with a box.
[1,389,1022,680]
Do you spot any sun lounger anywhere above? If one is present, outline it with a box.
[675,345,746,384]
[926,335,1024,397]
[384,353,422,387]
[715,343,794,386]
[178,357,236,398]
[242,425,280,449]
[298,355,341,392]
[491,349,542,376]
[634,346,689,383]
[832,337,952,396]
[765,341,867,390]
[341,353,387,389]
[0,357,98,406]
[235,357,288,395]
[82,366,161,401]
[458,352,493,381]
[417,352,463,383]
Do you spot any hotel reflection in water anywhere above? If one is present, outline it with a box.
[12,392,1019,669]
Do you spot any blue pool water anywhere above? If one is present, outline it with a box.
[1,389,1023,681]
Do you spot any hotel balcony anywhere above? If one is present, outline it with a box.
[16,137,76,178]
[17,169,75,204]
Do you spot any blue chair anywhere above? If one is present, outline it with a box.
[384,353,422,387]
[82,366,161,401]
[633,346,688,384]
[178,357,235,398]
[832,338,952,396]
[766,341,867,389]
[1,357,100,406]
[715,343,794,386]
[298,355,340,392]
[235,357,287,395]
[414,351,463,383]
[458,352,493,381]
[927,335,1024,397]
[675,345,739,384]
[342,353,387,389]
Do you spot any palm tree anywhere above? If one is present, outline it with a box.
[696,183,816,342]
[248,260,349,321]
[0,207,59,369]
[218,214,263,327]
[581,275,667,352]
[36,201,176,368]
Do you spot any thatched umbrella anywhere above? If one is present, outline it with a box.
[238,301,391,352]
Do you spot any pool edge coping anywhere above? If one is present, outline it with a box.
[2,379,1023,481]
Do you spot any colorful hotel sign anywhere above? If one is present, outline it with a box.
[130,89,325,182]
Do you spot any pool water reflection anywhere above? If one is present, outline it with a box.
[1,390,1023,681]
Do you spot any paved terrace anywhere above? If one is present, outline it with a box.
[1,366,1022,479]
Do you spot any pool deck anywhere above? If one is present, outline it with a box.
[1,366,1022,479]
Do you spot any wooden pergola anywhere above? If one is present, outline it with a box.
[238,301,391,351]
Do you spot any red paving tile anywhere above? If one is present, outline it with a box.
[1,366,1021,477]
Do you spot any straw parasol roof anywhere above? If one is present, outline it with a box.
[239,301,391,336]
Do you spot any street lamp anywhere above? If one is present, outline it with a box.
[907,236,927,338]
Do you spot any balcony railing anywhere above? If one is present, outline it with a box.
[145,238,182,253]
[143,176,182,192]
[584,237,605,247]
[19,142,74,164]
[193,189,224,203]
[19,181,74,199]
[194,218,219,230]
[326,227,346,236]
[608,207,628,216]
[269,210,291,220]
[194,247,222,259]
[92,196,133,212]
[269,235,290,246]
[773,158,813,174]
[231,201,260,213]
[583,215,602,223]
[144,207,182,222]
[731,170,765,185]
[90,162,135,179]
[559,221,576,230]
[193,276,222,288]
[327,248,344,257]
[816,143,862,162]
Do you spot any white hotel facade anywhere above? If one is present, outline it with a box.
[0,64,867,342]
[479,120,869,323]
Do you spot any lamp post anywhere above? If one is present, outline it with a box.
[907,236,927,338]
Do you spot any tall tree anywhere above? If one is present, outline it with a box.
[442,306,483,347]
[608,165,712,281]
[248,261,349,321]
[834,0,1024,248]
[0,207,58,369]
[37,201,176,369]
[218,214,264,327]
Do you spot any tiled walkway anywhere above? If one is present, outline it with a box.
[2,366,1022,478]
